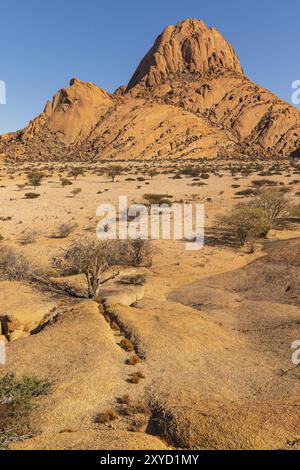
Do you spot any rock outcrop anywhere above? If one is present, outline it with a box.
[22,78,114,145]
[127,19,243,90]
[1,18,300,160]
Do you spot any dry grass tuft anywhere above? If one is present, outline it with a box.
[125,355,140,366]
[94,409,118,424]
[119,338,134,352]
[110,321,120,332]
[117,395,131,406]
[128,371,145,384]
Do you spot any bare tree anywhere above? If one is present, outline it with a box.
[53,237,120,298]
[0,245,30,280]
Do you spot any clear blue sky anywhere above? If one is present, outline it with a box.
[0,0,299,134]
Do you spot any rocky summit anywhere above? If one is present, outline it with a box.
[126,19,244,90]
[1,18,300,161]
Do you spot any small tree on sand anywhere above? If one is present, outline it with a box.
[148,169,158,180]
[27,172,44,190]
[107,165,123,182]
[69,168,85,180]
[253,188,291,227]
[218,204,271,247]
[71,188,82,198]
[53,237,120,299]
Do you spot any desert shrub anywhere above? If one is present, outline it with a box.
[143,193,173,205]
[68,168,85,180]
[71,188,82,198]
[218,204,271,246]
[128,400,149,415]
[0,245,30,280]
[110,321,120,332]
[235,188,257,197]
[19,229,38,245]
[128,371,145,384]
[181,167,200,178]
[148,170,158,179]
[172,174,182,180]
[60,178,73,187]
[120,338,134,352]
[107,165,123,182]
[0,373,51,449]
[117,395,131,405]
[127,239,153,268]
[251,179,277,188]
[108,239,153,269]
[94,409,118,424]
[52,223,77,239]
[27,171,44,189]
[117,396,149,418]
[24,193,40,199]
[125,356,140,366]
[253,188,291,227]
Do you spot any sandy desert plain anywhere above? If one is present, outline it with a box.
[0,157,300,450]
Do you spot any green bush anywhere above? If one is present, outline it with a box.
[218,204,271,246]
[0,373,51,449]
[253,188,291,227]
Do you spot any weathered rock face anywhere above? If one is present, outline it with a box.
[125,19,300,158]
[127,19,243,90]
[1,18,300,161]
[22,78,114,145]
[132,71,300,157]
[0,314,24,342]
